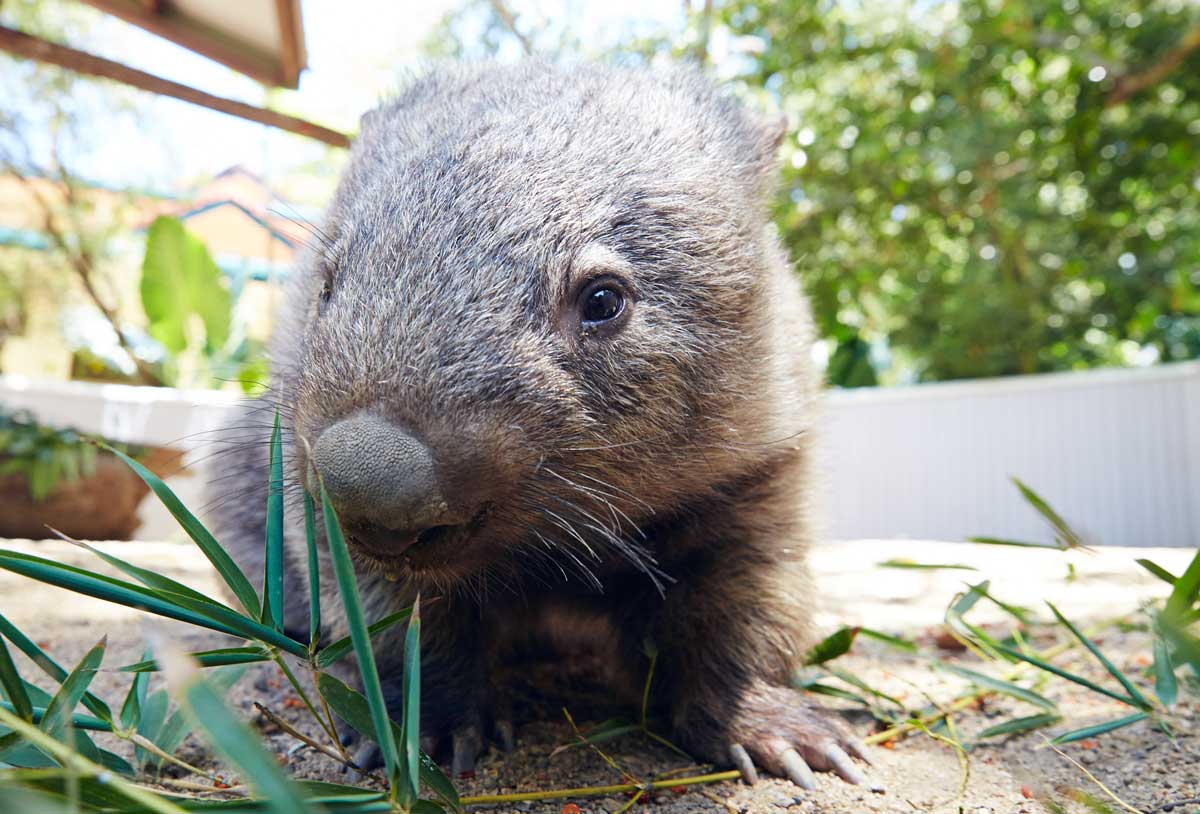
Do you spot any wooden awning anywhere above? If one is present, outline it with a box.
[80,0,307,89]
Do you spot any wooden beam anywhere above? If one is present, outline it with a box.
[0,25,351,149]
[80,0,293,88]
[274,0,304,89]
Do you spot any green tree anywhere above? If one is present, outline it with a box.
[722,0,1200,382]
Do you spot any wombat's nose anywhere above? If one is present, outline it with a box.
[313,414,450,538]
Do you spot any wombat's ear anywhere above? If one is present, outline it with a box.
[749,110,789,171]
[357,109,380,140]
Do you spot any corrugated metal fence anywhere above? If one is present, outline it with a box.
[817,361,1200,547]
[3,362,1198,546]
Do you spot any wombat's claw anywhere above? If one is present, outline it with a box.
[351,742,383,773]
[732,738,868,789]
[494,719,516,752]
[728,743,758,784]
[451,726,483,777]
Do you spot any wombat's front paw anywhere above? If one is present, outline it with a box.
[720,683,872,789]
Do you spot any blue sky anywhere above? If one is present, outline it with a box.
[2,0,686,203]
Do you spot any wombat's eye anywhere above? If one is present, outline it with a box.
[318,280,332,314]
[579,279,627,330]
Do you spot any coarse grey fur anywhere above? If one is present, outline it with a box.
[207,61,869,787]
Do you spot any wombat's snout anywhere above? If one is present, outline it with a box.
[313,414,457,551]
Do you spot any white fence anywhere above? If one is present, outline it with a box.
[3,362,1198,547]
[818,361,1200,547]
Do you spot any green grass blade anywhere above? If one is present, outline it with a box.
[38,638,105,741]
[0,708,189,814]
[150,665,249,770]
[0,614,110,723]
[976,713,1062,739]
[967,536,1064,549]
[0,702,112,732]
[803,626,859,665]
[1152,636,1178,708]
[1050,711,1149,744]
[934,661,1058,711]
[102,443,261,618]
[118,646,270,673]
[1012,477,1086,550]
[134,689,167,767]
[1135,558,1179,586]
[991,641,1140,706]
[320,487,400,782]
[304,492,321,650]
[1165,547,1200,620]
[1046,603,1152,710]
[826,666,905,708]
[400,598,422,805]
[263,414,285,631]
[858,628,918,652]
[316,673,460,812]
[796,681,871,707]
[119,649,151,729]
[0,636,33,722]
[0,549,306,658]
[316,610,413,669]
[1158,617,1200,676]
[59,537,215,607]
[877,559,978,571]
[157,646,314,814]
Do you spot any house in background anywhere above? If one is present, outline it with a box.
[0,165,307,380]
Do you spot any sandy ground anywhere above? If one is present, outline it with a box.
[0,538,1196,814]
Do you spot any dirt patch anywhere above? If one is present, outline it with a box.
[1,539,1196,813]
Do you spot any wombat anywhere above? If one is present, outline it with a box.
[208,61,870,790]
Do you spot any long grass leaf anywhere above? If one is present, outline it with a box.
[0,613,110,723]
[1165,548,1200,620]
[38,638,105,741]
[119,650,151,729]
[803,626,859,665]
[968,536,1064,549]
[146,665,248,769]
[0,702,112,732]
[992,642,1140,706]
[858,628,918,652]
[157,645,314,814]
[1158,617,1200,676]
[976,713,1061,739]
[56,536,214,607]
[0,550,306,658]
[1012,478,1086,550]
[1046,603,1152,710]
[1050,712,1149,744]
[118,646,269,673]
[935,661,1058,711]
[316,673,460,812]
[400,598,422,805]
[263,414,285,631]
[304,492,321,650]
[1152,636,1178,708]
[320,487,400,781]
[0,636,32,722]
[102,443,261,617]
[316,610,413,669]
[0,707,188,814]
[1135,558,1179,586]
[878,559,978,571]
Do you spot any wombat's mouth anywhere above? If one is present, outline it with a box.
[343,503,492,563]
